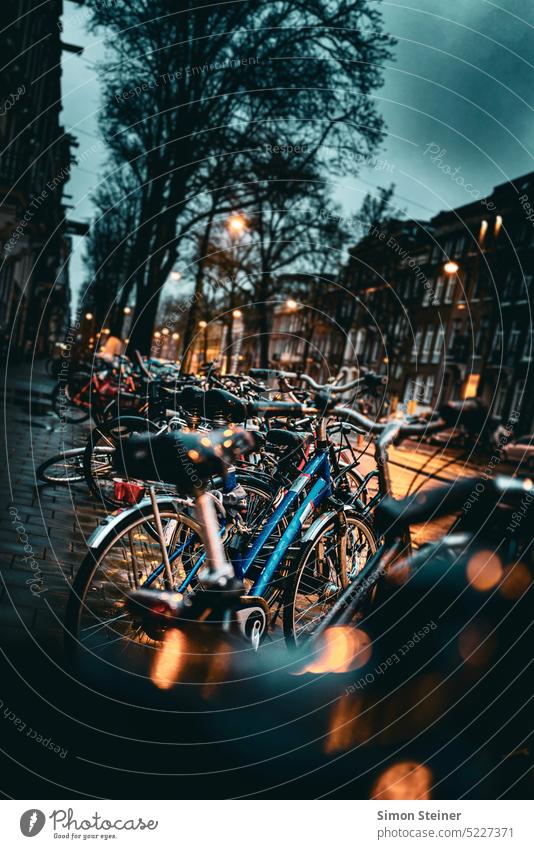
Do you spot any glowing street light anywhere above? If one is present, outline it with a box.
[198,320,208,329]
[170,271,181,282]
[172,332,180,340]
[162,327,170,336]
[444,261,459,275]
[227,213,247,237]
[154,331,161,339]
[232,309,242,319]
[286,298,298,310]
[123,306,132,315]
[85,312,93,321]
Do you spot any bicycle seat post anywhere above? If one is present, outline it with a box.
[148,485,175,588]
[194,491,235,588]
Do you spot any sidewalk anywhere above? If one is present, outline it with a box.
[0,371,104,654]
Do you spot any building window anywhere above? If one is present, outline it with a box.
[493,380,508,418]
[423,374,435,404]
[456,234,467,256]
[503,271,514,299]
[422,286,433,307]
[411,329,422,362]
[508,323,521,357]
[475,319,490,354]
[448,319,463,352]
[444,278,456,304]
[370,338,381,363]
[491,328,503,360]
[434,276,445,304]
[432,326,445,363]
[510,380,525,420]
[421,327,434,363]
[522,328,534,361]
[463,373,480,399]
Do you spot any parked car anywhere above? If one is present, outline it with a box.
[500,434,534,469]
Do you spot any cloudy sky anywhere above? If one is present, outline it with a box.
[60,0,534,310]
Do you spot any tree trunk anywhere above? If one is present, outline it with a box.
[225,316,233,373]
[257,300,270,368]
[180,205,216,372]
[256,271,272,368]
[125,285,160,356]
[109,279,134,337]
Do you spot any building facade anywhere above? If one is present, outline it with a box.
[343,172,534,432]
[0,0,80,358]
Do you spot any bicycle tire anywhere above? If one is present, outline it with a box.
[36,448,86,484]
[51,382,91,424]
[64,500,199,667]
[283,510,377,647]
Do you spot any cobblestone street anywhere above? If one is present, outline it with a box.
[0,366,104,657]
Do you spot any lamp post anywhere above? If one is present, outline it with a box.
[82,312,94,351]
[198,320,208,370]
[224,213,247,372]
[172,332,180,361]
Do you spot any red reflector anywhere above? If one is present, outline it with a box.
[151,603,170,616]
[113,479,145,504]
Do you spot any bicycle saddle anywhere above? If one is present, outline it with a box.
[113,428,257,494]
[265,429,312,449]
[202,388,248,423]
[175,385,205,412]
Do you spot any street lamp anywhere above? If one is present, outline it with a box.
[444,261,459,275]
[286,298,298,310]
[232,309,242,319]
[198,320,207,329]
[227,213,247,238]
[170,271,181,282]
[85,312,93,321]
[123,306,131,315]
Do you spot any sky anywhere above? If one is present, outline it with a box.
[60,0,534,312]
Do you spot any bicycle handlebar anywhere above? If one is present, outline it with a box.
[248,397,484,447]
[248,368,386,395]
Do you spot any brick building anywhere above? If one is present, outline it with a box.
[0,0,82,358]
[343,172,534,432]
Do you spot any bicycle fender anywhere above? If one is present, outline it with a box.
[87,496,190,549]
[300,508,341,544]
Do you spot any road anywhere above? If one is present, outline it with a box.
[355,436,515,547]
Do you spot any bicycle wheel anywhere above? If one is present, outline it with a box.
[36,448,86,484]
[51,381,90,424]
[65,501,204,666]
[283,511,377,646]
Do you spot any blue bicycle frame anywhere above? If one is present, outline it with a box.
[142,450,333,599]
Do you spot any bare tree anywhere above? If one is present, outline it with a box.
[84,0,395,352]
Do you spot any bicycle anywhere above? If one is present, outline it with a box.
[64,374,382,662]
